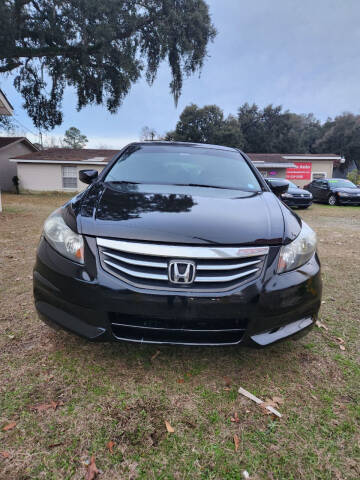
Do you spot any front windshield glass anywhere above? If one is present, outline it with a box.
[328,179,357,189]
[105,145,262,192]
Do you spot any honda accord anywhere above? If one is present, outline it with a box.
[34,142,322,347]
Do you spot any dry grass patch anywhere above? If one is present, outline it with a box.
[1,194,359,479]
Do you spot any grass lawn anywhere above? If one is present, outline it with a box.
[0,193,359,480]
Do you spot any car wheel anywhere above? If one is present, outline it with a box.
[328,195,337,206]
[298,206,309,209]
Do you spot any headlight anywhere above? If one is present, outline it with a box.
[281,193,293,198]
[43,209,84,264]
[308,193,313,199]
[338,192,349,197]
[277,222,316,273]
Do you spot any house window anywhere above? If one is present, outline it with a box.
[62,166,77,189]
[312,172,326,180]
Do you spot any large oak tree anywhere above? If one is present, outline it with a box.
[0,0,216,130]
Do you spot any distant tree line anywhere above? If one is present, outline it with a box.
[164,103,360,171]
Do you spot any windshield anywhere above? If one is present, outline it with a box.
[105,145,262,192]
[328,179,357,189]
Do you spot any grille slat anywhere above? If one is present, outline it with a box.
[103,259,168,280]
[197,259,261,270]
[195,268,259,283]
[97,238,268,293]
[102,250,167,268]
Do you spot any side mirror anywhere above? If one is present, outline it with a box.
[265,179,289,196]
[79,169,98,184]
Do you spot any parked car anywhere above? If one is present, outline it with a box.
[304,178,360,206]
[265,178,313,209]
[34,142,322,347]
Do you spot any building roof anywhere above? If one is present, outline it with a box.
[11,148,119,164]
[247,153,342,163]
[10,146,344,167]
[0,136,39,152]
[0,89,14,115]
[11,142,240,165]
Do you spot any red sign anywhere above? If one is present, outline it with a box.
[286,162,312,180]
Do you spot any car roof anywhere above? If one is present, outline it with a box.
[128,141,239,153]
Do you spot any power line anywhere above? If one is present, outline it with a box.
[11,114,38,138]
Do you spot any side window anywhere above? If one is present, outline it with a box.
[312,172,326,180]
[62,166,78,189]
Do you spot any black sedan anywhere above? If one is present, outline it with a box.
[34,142,322,347]
[304,178,360,206]
[266,178,313,209]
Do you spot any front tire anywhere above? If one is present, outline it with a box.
[328,194,337,206]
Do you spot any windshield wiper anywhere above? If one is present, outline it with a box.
[107,180,140,185]
[174,183,261,192]
[173,183,230,190]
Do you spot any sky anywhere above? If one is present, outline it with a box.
[1,0,360,148]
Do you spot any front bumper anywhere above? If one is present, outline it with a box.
[283,197,313,208]
[337,196,360,205]
[33,237,322,347]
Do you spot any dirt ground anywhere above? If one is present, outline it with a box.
[0,193,359,480]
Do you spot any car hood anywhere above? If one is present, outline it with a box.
[66,183,301,246]
[288,187,311,195]
[332,187,360,194]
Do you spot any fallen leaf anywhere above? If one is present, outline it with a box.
[30,401,63,412]
[315,320,328,331]
[272,396,284,406]
[2,421,16,431]
[165,420,174,433]
[262,399,279,409]
[224,376,232,387]
[0,452,10,459]
[106,441,115,454]
[334,337,346,350]
[233,434,240,452]
[177,378,184,384]
[151,350,161,361]
[85,456,99,480]
[223,387,231,391]
[231,412,240,423]
[260,401,277,415]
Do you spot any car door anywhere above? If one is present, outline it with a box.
[318,180,330,202]
[310,180,321,200]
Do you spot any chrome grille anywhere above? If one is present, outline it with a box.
[97,238,269,292]
[292,193,311,198]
